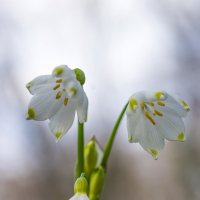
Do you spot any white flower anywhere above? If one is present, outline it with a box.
[126,91,190,159]
[26,65,88,141]
[69,194,89,200]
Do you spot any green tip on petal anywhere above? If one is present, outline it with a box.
[73,68,86,85]
[129,98,138,111]
[26,108,35,120]
[54,131,63,141]
[155,91,165,100]
[128,134,135,143]
[178,132,186,142]
[150,149,158,160]
[181,100,190,112]
[70,87,77,95]
[52,67,64,76]
[26,82,32,89]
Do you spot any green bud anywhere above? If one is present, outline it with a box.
[74,174,88,194]
[74,68,86,85]
[89,166,105,200]
[84,139,98,179]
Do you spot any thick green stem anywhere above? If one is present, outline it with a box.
[76,122,84,178]
[101,102,128,169]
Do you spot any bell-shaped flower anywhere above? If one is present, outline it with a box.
[126,91,190,159]
[26,65,88,141]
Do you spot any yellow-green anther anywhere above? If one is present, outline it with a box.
[26,108,35,120]
[56,91,62,99]
[53,84,60,90]
[84,139,98,179]
[74,68,86,85]
[74,174,88,194]
[89,166,105,200]
[52,67,64,76]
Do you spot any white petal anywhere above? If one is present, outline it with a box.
[155,112,186,141]
[131,90,167,102]
[76,91,88,123]
[69,194,89,200]
[52,65,76,81]
[26,75,54,95]
[165,94,188,117]
[48,101,76,140]
[137,114,165,159]
[27,90,62,121]
[126,109,141,142]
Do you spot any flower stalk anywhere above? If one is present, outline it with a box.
[76,122,85,178]
[101,102,129,169]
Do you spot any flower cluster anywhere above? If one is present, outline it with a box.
[126,91,190,159]
[26,65,88,141]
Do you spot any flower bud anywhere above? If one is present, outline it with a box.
[89,166,105,200]
[84,138,98,179]
[74,174,88,195]
[74,68,86,85]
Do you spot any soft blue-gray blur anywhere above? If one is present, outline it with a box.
[0,0,200,199]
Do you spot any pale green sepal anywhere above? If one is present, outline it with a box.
[74,173,88,194]
[74,68,86,85]
[89,166,105,200]
[26,108,35,120]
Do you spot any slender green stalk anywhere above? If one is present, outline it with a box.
[101,102,129,169]
[76,122,84,178]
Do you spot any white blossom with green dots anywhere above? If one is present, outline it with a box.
[26,65,88,141]
[126,91,190,159]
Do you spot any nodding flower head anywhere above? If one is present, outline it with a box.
[26,65,88,141]
[126,91,190,159]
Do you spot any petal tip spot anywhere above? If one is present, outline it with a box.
[54,131,63,141]
[26,108,35,120]
[128,134,135,143]
[26,82,32,89]
[129,98,138,111]
[150,149,158,160]
[181,100,190,112]
[177,132,186,142]
[155,91,166,100]
[52,67,64,76]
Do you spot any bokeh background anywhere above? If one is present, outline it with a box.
[0,0,200,199]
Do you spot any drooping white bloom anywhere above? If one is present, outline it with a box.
[126,91,190,159]
[69,194,89,200]
[26,65,88,141]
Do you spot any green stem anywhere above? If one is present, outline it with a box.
[76,122,84,178]
[101,102,129,169]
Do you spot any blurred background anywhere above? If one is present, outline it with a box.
[0,0,200,199]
